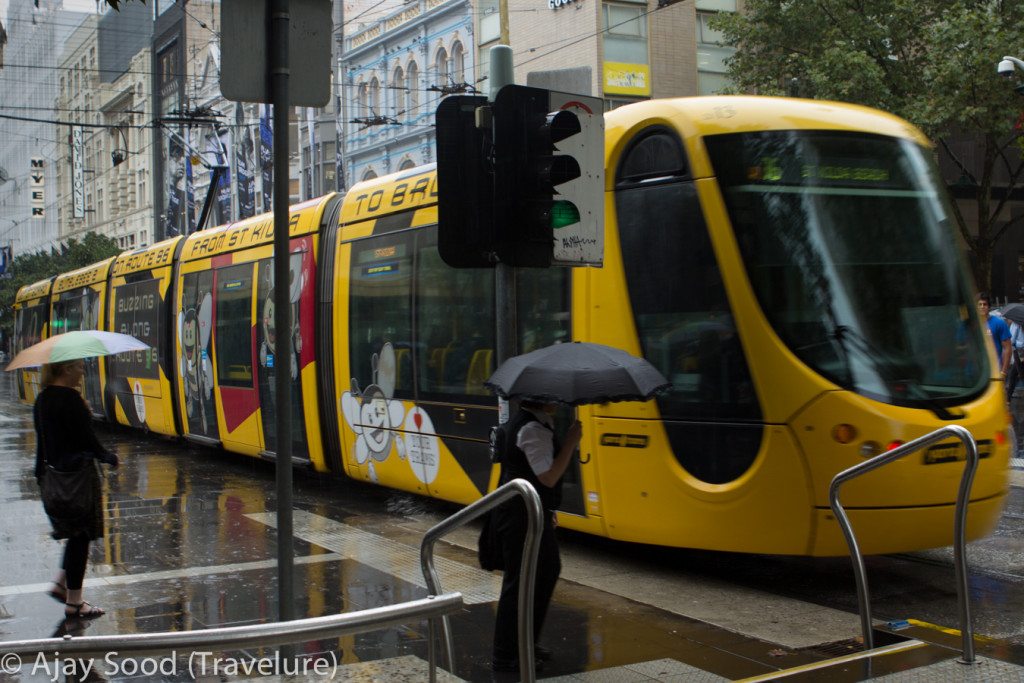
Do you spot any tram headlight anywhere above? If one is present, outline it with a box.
[831,423,858,444]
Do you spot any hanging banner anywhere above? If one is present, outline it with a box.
[29,158,45,219]
[235,103,256,218]
[71,127,85,218]
[259,104,274,212]
[0,245,12,279]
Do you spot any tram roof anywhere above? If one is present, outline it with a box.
[51,256,116,294]
[15,276,53,305]
[180,194,338,262]
[606,96,928,143]
[605,96,930,178]
[112,236,183,277]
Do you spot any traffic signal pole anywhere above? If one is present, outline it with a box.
[490,45,516,424]
[269,0,296,638]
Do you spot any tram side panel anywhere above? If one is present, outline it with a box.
[175,199,334,466]
[106,238,182,436]
[332,171,496,505]
[13,277,54,404]
[50,258,116,420]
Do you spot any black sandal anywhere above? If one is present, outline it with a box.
[47,583,67,603]
[65,602,105,619]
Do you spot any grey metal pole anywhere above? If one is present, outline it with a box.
[487,44,538,682]
[269,0,295,632]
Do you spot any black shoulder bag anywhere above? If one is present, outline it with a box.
[39,430,95,521]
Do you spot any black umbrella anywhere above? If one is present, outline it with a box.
[999,303,1024,326]
[484,341,671,406]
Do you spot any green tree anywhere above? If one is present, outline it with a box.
[0,233,121,343]
[715,0,1024,292]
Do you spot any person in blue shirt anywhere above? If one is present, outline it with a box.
[978,293,1012,378]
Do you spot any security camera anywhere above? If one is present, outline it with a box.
[998,59,1017,78]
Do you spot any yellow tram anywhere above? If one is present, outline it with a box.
[14,96,1010,555]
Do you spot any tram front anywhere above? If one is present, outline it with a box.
[702,106,1009,555]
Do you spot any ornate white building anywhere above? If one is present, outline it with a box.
[338,0,475,184]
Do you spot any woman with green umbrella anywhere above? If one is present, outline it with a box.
[34,358,119,619]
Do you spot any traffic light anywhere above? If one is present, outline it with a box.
[435,94,494,268]
[493,85,604,267]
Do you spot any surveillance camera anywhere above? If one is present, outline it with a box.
[998,59,1017,78]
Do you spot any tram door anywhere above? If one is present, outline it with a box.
[254,250,311,460]
[213,263,264,455]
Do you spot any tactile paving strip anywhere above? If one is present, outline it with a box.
[871,655,1024,682]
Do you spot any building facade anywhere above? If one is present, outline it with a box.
[55,7,155,251]
[339,0,475,185]
[0,0,88,255]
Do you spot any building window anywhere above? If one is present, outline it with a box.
[97,189,104,222]
[602,3,648,64]
[479,0,499,44]
[436,47,449,85]
[369,77,380,114]
[695,0,736,9]
[452,42,465,84]
[357,81,368,119]
[393,66,405,115]
[407,61,419,110]
[696,9,736,95]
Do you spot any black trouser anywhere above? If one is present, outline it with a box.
[62,536,90,591]
[1008,353,1022,397]
[492,501,561,660]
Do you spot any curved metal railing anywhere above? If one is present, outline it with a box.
[829,424,980,663]
[421,478,544,682]
[0,593,463,679]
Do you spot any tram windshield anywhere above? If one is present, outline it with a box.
[705,130,988,408]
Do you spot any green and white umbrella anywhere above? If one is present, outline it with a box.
[5,330,149,370]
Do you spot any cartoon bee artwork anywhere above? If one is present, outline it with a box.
[178,287,213,431]
[340,342,441,484]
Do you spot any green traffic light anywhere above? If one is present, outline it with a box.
[551,200,580,229]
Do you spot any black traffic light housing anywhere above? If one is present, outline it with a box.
[493,85,584,267]
[435,94,493,268]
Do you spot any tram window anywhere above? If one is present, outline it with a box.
[518,267,570,353]
[616,128,761,484]
[52,294,84,333]
[16,302,47,350]
[350,233,414,399]
[416,229,495,402]
[215,264,255,388]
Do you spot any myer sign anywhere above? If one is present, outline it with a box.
[30,158,45,219]
[72,126,85,219]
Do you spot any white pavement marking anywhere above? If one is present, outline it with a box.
[0,553,343,597]
[247,510,502,605]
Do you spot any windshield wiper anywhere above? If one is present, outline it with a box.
[833,325,961,420]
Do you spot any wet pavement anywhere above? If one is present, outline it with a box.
[1,370,1023,681]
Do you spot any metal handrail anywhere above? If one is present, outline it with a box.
[829,424,979,663]
[421,478,544,683]
[0,593,463,677]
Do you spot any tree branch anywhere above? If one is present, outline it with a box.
[938,137,978,185]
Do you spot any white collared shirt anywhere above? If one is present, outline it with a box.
[516,407,555,477]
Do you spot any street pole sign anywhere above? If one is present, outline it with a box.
[220,0,331,107]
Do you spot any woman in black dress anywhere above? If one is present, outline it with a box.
[34,359,118,619]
